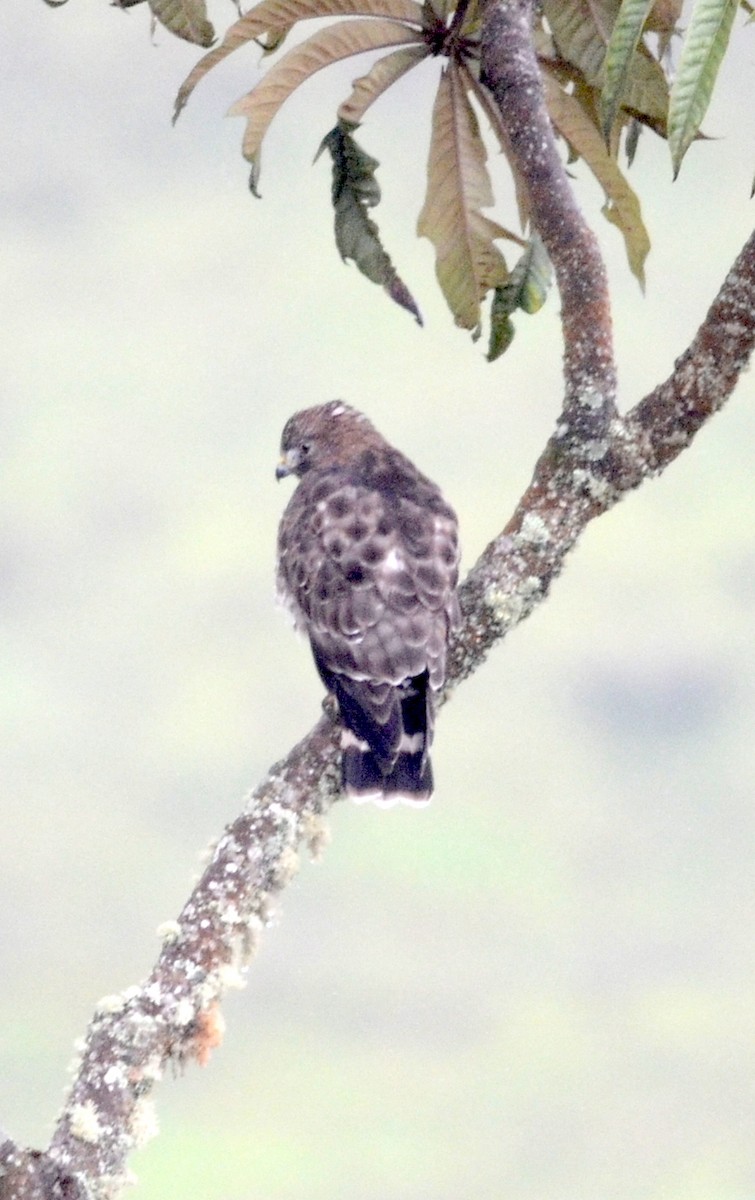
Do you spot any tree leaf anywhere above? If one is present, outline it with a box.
[229,19,424,180]
[668,0,738,177]
[487,297,515,361]
[316,126,423,322]
[417,64,508,330]
[460,67,533,235]
[509,233,554,314]
[543,71,650,285]
[620,41,670,133]
[174,0,423,117]
[148,0,214,45]
[542,0,619,83]
[544,0,669,137]
[599,0,655,140]
[486,234,553,361]
[338,44,429,125]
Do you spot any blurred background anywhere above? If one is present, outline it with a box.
[1,3,754,1198]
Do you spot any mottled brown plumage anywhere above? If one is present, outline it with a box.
[276,401,460,805]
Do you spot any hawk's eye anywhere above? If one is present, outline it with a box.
[300,442,311,457]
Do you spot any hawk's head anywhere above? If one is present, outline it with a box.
[276,401,376,480]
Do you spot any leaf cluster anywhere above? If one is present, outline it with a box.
[122,0,748,348]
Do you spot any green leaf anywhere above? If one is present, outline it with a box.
[668,0,738,177]
[316,126,423,323]
[417,64,508,330]
[338,44,429,125]
[600,0,655,140]
[174,0,423,118]
[228,19,424,182]
[486,235,553,362]
[148,0,214,45]
[487,296,515,361]
[509,233,553,314]
[544,71,650,285]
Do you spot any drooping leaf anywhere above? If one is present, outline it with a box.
[461,67,533,234]
[338,44,429,125]
[487,293,516,361]
[486,234,553,362]
[148,0,214,44]
[600,0,655,140]
[668,0,738,177]
[316,126,422,322]
[543,71,650,284]
[228,19,424,182]
[417,64,508,330]
[174,0,423,117]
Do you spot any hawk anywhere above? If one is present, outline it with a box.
[276,401,460,806]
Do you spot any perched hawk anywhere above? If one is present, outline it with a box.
[276,401,460,806]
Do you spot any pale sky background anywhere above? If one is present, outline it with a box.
[1,4,754,1199]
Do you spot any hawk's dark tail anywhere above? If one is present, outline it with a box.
[342,726,434,807]
[313,649,435,805]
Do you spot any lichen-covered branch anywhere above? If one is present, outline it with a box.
[37,717,340,1195]
[629,229,755,468]
[4,226,748,1200]
[3,23,754,1200]
[448,226,755,683]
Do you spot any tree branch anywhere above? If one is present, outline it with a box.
[448,226,755,686]
[479,0,617,429]
[3,7,754,1200]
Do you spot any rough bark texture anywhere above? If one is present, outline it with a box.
[480,0,617,429]
[2,2,754,1197]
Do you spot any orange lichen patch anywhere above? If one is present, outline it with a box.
[191,1003,226,1068]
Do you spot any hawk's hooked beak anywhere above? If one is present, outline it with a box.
[275,451,296,481]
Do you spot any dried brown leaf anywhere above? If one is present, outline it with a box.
[417,63,508,329]
[228,19,424,175]
[175,0,423,117]
[338,44,429,125]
